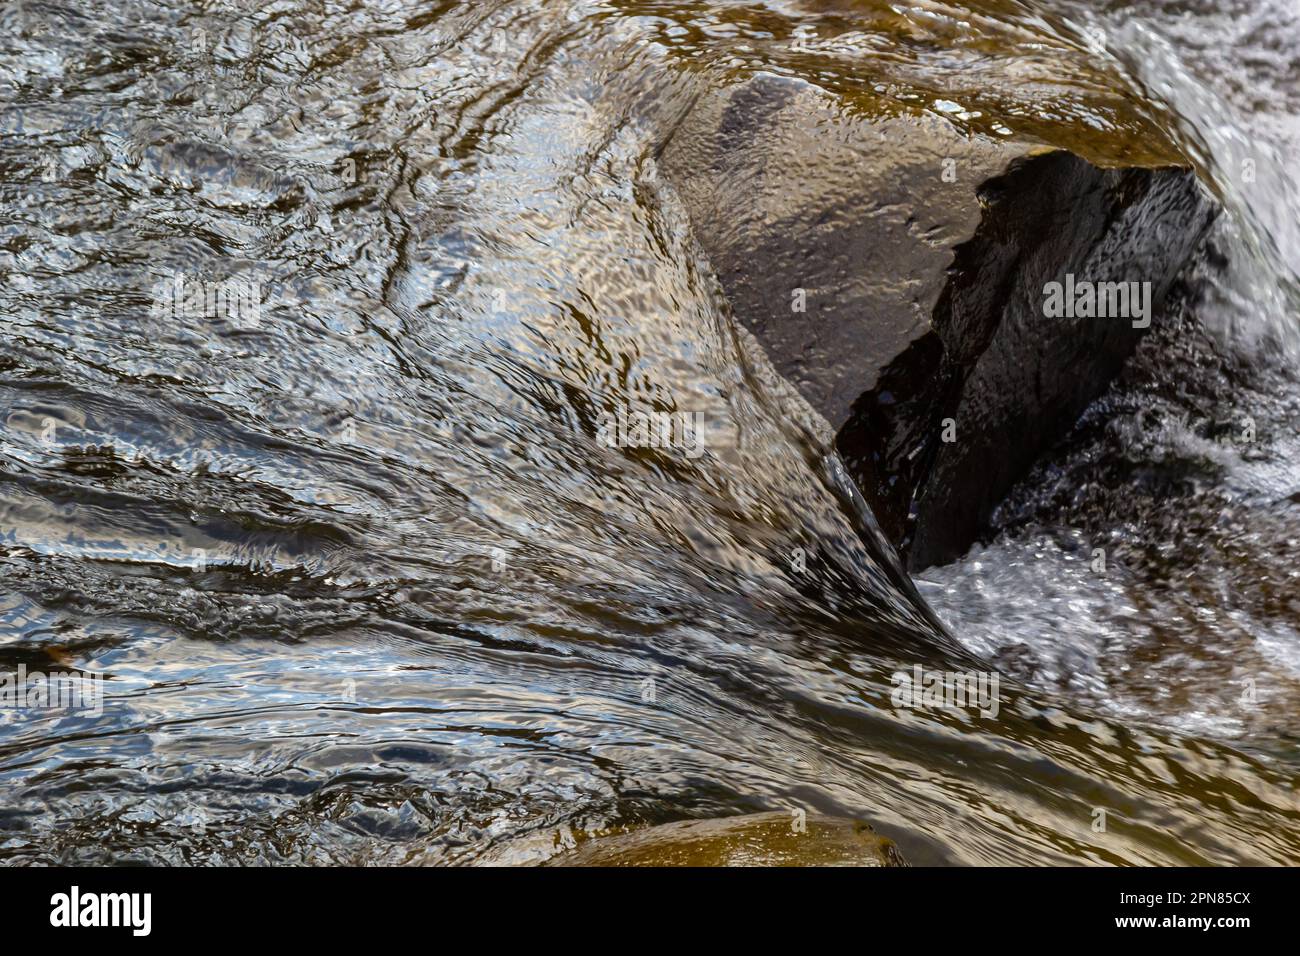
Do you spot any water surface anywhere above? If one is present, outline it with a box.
[1,0,1297,865]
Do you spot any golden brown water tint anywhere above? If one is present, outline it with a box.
[616,0,1185,165]
[547,811,906,865]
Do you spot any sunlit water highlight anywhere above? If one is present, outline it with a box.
[0,0,1297,865]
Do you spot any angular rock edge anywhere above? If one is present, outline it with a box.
[659,73,1217,569]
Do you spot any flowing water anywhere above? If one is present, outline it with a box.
[0,0,1296,865]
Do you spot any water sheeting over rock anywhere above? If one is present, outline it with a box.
[660,71,1215,568]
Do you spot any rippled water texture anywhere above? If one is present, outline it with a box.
[1,0,1297,864]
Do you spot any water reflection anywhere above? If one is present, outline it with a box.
[0,0,1297,865]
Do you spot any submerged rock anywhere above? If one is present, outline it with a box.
[547,811,906,867]
[659,72,1216,568]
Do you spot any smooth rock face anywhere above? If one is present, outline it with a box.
[659,73,1216,569]
[547,811,906,867]
[660,73,1020,433]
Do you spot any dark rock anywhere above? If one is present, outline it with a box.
[659,73,1216,569]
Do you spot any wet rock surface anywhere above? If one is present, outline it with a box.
[660,72,1216,569]
[3,0,1298,868]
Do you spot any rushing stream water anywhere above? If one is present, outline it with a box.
[0,0,1297,865]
